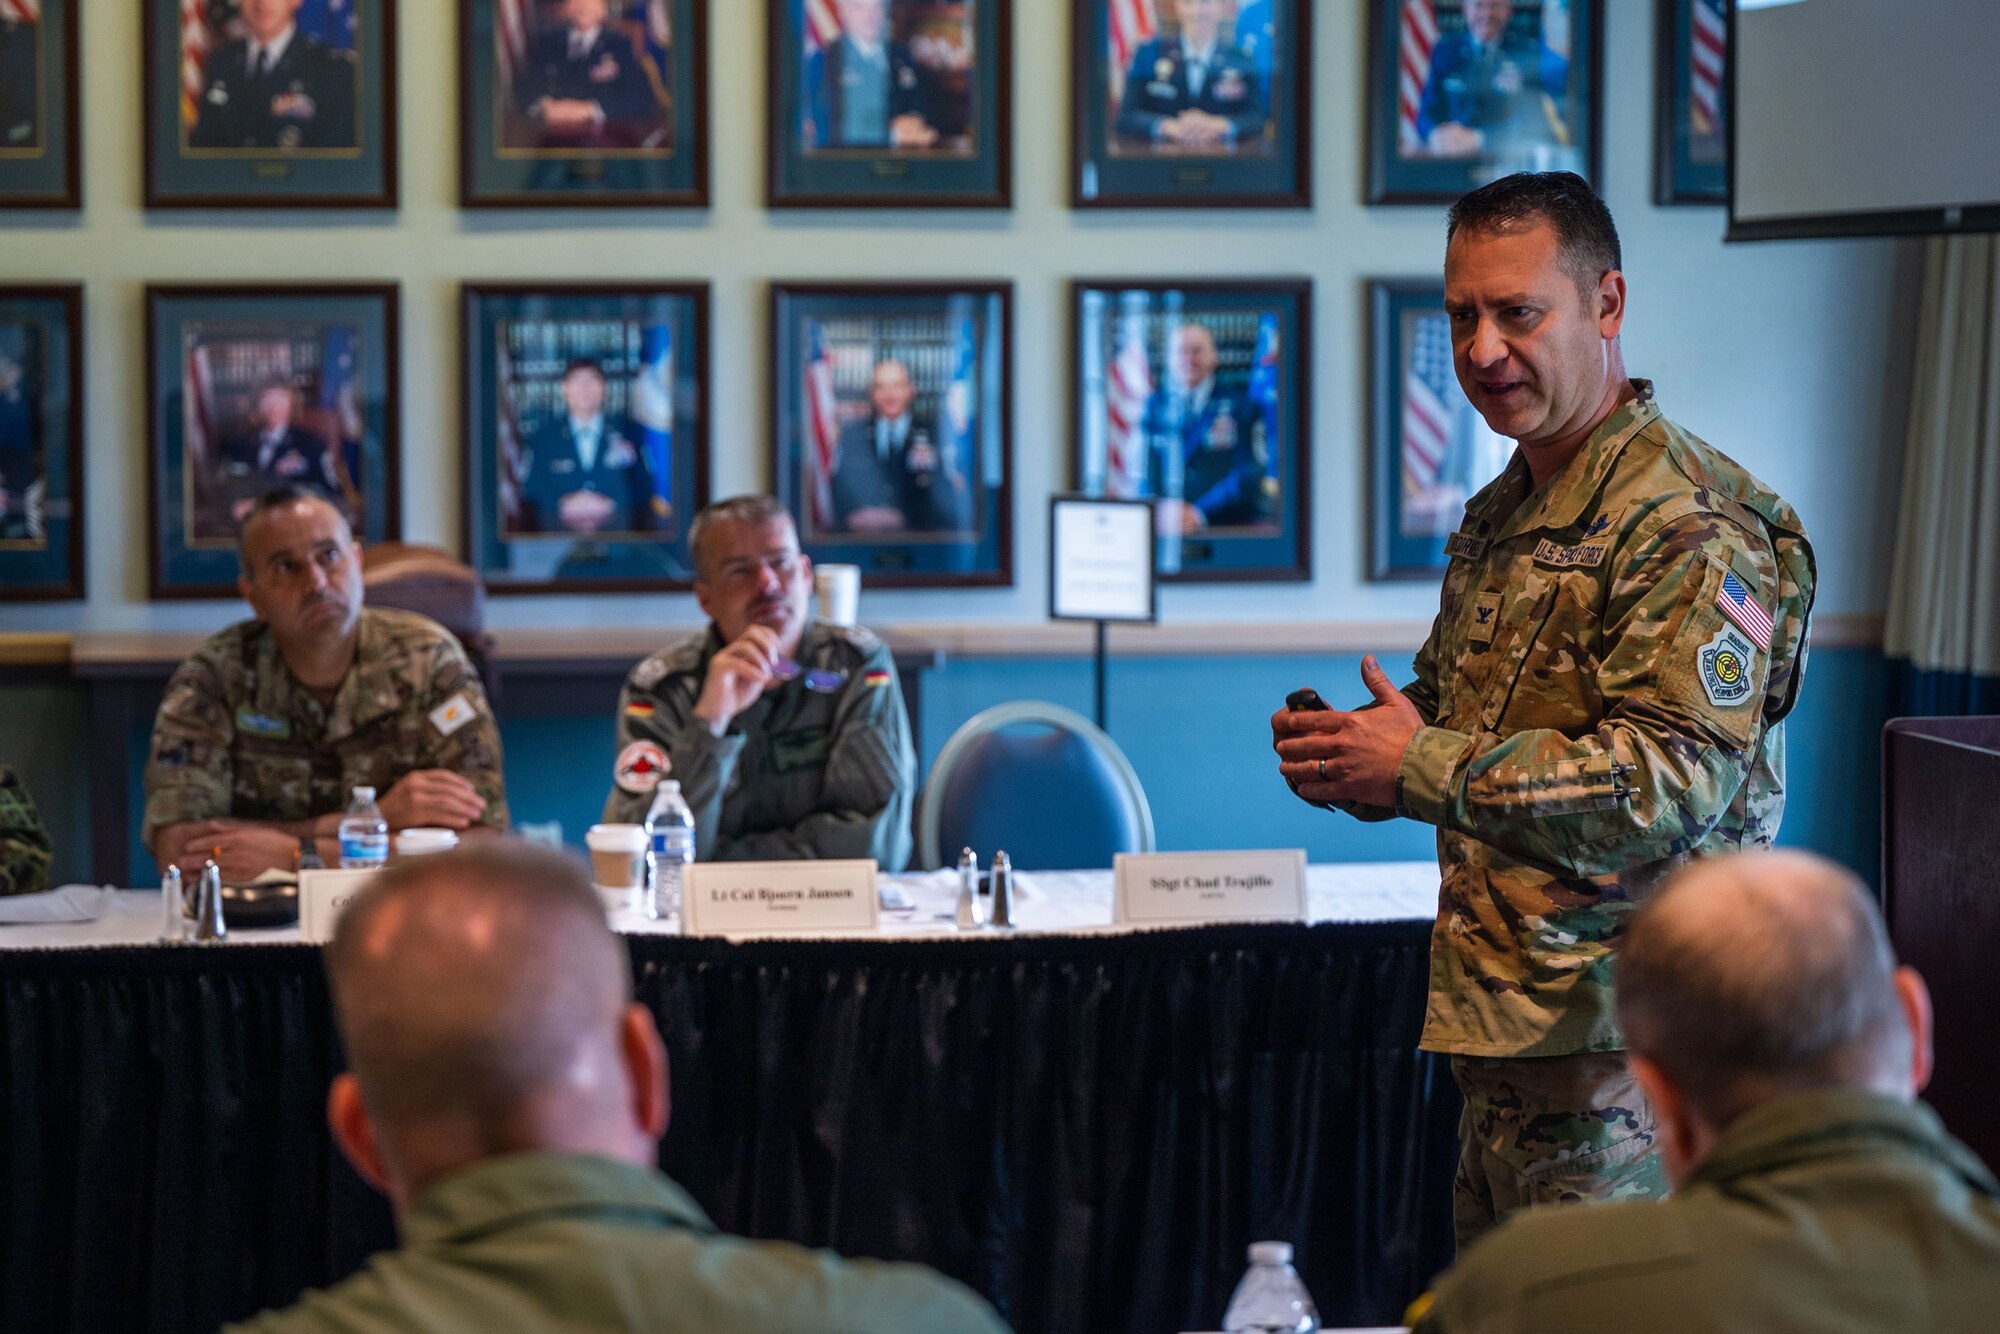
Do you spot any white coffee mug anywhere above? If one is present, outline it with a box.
[586,823,648,913]
[815,563,861,627]
[394,827,459,858]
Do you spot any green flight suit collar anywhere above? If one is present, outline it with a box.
[1689,1089,2000,1197]
[402,1151,718,1250]
[1476,378,1662,544]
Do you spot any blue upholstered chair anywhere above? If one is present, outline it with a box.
[916,702,1156,871]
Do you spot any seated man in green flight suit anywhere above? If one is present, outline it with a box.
[225,842,1008,1334]
[1412,849,2000,1333]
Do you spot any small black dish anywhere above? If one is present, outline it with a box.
[219,881,301,930]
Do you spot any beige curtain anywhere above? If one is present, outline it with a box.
[1884,235,2000,684]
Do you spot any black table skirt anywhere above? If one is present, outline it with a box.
[0,922,1459,1334]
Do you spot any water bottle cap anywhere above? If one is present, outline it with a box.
[1247,1240,1293,1266]
[658,779,680,793]
[352,785,376,800]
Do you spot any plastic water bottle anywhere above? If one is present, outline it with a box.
[338,786,390,870]
[1222,1241,1319,1334]
[643,780,695,921]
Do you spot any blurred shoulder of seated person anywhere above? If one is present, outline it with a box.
[1410,850,2000,1334]
[223,842,1009,1334]
[0,762,53,896]
[143,487,508,883]
[601,494,916,870]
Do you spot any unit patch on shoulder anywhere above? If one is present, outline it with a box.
[614,740,671,794]
[629,657,670,690]
[1698,626,1758,708]
[1532,538,1609,569]
[428,691,479,738]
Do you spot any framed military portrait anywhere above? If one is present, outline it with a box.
[1654,0,1725,204]
[1071,0,1310,209]
[143,0,397,208]
[1071,278,1310,583]
[767,0,1010,208]
[460,0,708,208]
[770,282,1012,587]
[146,284,401,599]
[1367,0,1600,205]
[0,0,80,210]
[0,286,83,601]
[1368,280,1512,580]
[462,283,710,593]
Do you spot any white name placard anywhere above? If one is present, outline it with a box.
[298,868,382,943]
[681,860,880,937]
[1114,849,1308,925]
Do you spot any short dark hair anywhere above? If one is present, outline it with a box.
[1615,859,1908,1128]
[325,842,629,1131]
[1446,171,1623,299]
[688,494,792,580]
[236,486,350,572]
[562,358,606,382]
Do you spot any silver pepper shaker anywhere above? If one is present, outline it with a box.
[954,847,982,930]
[192,860,228,943]
[989,851,1015,929]
[159,865,185,943]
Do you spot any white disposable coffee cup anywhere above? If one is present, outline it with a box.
[394,827,459,858]
[587,823,647,912]
[815,563,861,627]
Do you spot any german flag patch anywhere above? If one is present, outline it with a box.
[625,700,656,718]
[864,670,892,688]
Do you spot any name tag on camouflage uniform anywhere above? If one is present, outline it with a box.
[1444,532,1487,561]
[1532,538,1610,568]
[428,691,479,737]
[234,707,291,739]
[770,727,833,775]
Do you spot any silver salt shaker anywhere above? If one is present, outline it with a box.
[954,847,982,930]
[988,851,1015,929]
[159,865,185,942]
[192,860,228,943]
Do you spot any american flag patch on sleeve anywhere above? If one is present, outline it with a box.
[1717,570,1774,651]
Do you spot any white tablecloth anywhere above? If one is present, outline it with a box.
[0,863,1439,951]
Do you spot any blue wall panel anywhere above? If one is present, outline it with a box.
[76,645,1894,886]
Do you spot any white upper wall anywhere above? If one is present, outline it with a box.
[0,1,1912,633]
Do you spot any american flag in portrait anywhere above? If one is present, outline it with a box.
[1689,0,1726,139]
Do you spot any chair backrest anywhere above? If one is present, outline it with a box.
[359,541,499,703]
[917,702,1155,871]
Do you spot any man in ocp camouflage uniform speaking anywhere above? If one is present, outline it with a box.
[1273,172,1815,1246]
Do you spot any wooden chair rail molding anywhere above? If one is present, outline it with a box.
[1,615,1889,670]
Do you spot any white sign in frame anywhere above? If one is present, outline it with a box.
[1114,849,1308,925]
[298,867,382,943]
[681,859,881,937]
[1050,496,1156,623]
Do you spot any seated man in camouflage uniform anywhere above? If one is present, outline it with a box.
[145,488,508,881]
[603,495,915,868]
[1413,850,2000,1333]
[227,843,1008,1333]
[0,763,53,896]
[1274,172,1815,1245]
